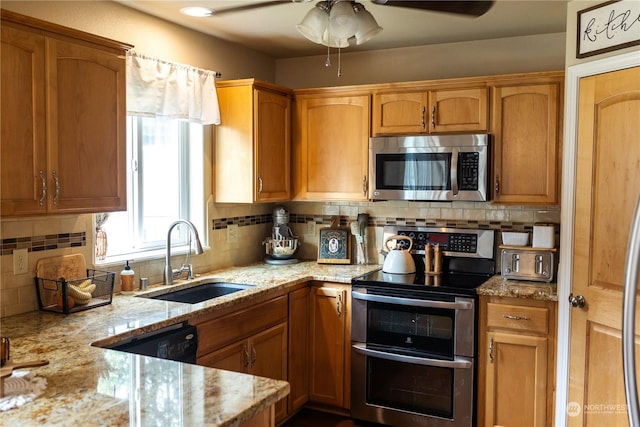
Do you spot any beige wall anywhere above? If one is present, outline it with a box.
[276,32,566,88]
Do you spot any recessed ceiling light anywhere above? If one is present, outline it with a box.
[180,7,214,17]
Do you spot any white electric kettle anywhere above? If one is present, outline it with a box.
[382,234,416,274]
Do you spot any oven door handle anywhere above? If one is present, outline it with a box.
[352,291,472,310]
[352,343,472,369]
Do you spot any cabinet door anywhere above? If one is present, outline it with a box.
[372,91,427,135]
[294,95,369,201]
[255,89,291,202]
[288,287,310,413]
[46,38,126,213]
[309,284,349,408]
[198,340,248,373]
[0,25,47,216]
[485,331,548,427]
[429,87,488,133]
[491,82,561,205]
[250,322,288,422]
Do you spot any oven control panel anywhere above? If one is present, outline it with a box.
[383,225,494,259]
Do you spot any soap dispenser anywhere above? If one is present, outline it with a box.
[120,260,135,294]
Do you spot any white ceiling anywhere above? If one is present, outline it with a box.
[115,0,568,59]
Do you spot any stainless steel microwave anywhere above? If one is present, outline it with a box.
[369,134,489,201]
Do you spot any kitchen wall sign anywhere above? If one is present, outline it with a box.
[577,0,640,58]
[317,217,351,264]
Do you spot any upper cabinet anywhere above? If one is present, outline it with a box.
[1,10,130,217]
[490,73,564,205]
[215,79,292,203]
[293,90,370,201]
[372,86,489,135]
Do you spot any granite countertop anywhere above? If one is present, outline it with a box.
[477,275,558,302]
[0,261,380,426]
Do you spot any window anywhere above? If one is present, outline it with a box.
[96,116,205,262]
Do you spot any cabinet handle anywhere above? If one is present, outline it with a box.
[251,345,257,366]
[489,337,494,363]
[494,176,500,195]
[243,344,250,368]
[362,175,367,196]
[52,171,60,205]
[421,106,426,129]
[39,170,47,206]
[431,106,436,129]
[258,176,263,195]
[336,293,343,318]
[503,314,530,321]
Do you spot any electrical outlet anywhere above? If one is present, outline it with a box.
[13,248,28,275]
[227,224,238,243]
[323,205,340,216]
[307,220,316,236]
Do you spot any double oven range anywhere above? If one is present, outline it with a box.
[351,225,495,427]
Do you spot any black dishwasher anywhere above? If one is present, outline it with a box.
[109,323,198,364]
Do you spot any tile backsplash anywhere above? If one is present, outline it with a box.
[0,201,559,318]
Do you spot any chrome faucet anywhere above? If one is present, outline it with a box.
[164,219,204,285]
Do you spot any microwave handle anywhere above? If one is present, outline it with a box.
[451,148,459,196]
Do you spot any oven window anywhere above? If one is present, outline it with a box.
[367,302,454,357]
[376,153,451,190]
[366,356,454,419]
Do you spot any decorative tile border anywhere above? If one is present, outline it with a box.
[212,214,272,230]
[0,232,86,256]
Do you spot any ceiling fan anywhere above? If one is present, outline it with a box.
[205,1,495,17]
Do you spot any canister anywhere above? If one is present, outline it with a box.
[532,224,555,248]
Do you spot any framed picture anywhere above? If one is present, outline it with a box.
[318,227,351,264]
[577,0,640,58]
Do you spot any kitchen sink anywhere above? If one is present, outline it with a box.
[140,282,254,304]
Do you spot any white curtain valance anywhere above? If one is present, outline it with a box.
[126,51,221,125]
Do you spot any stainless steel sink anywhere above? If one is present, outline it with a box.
[140,282,254,304]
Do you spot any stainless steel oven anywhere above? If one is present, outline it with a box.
[351,226,495,427]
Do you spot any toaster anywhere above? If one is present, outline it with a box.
[500,247,555,282]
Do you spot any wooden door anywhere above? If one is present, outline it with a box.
[309,284,348,407]
[46,37,126,213]
[371,91,427,135]
[0,24,47,216]
[288,287,310,412]
[568,66,640,426]
[491,81,562,205]
[250,322,288,422]
[255,88,290,202]
[293,95,369,201]
[485,331,548,427]
[197,340,248,373]
[429,87,488,133]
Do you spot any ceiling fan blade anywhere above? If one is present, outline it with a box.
[371,1,495,17]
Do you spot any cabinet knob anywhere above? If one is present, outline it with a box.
[421,106,426,129]
[569,293,586,309]
[489,337,494,363]
[39,170,47,206]
[258,176,263,195]
[52,170,60,205]
[431,106,436,129]
[494,176,500,196]
[362,175,367,197]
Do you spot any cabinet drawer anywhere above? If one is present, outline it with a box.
[196,295,288,355]
[486,303,548,335]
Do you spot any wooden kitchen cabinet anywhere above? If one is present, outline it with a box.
[1,11,129,216]
[194,295,288,422]
[490,73,563,205]
[288,286,310,413]
[308,282,351,410]
[371,86,488,135]
[478,295,557,427]
[215,79,292,203]
[292,90,370,201]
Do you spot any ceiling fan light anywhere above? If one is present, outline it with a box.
[179,6,214,17]
[328,0,357,39]
[354,8,382,45]
[296,5,328,44]
[321,29,350,48]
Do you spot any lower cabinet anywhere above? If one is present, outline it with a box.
[308,282,351,410]
[478,295,557,427]
[193,295,288,423]
[288,287,310,413]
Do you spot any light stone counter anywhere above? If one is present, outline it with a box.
[477,275,558,302]
[1,261,380,426]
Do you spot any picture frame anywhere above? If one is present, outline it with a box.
[317,227,351,264]
[576,0,640,58]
